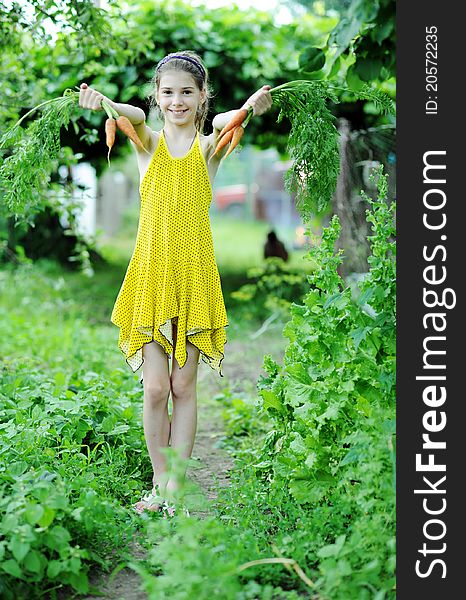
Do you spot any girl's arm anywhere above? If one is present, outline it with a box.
[79,83,154,151]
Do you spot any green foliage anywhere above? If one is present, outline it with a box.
[132,516,280,600]
[213,169,395,600]
[0,265,156,596]
[294,0,396,128]
[0,364,149,597]
[231,257,312,321]
[273,80,340,215]
[0,92,79,222]
[0,168,395,598]
[130,166,395,600]
[0,89,99,274]
[250,164,396,597]
[299,46,327,72]
[326,0,395,84]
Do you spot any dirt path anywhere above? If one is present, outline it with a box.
[75,325,287,600]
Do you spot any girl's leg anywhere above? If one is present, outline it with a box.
[140,340,172,494]
[167,321,200,494]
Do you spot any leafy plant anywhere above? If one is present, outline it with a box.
[231,257,312,321]
[0,362,148,597]
[253,164,395,598]
[197,164,396,598]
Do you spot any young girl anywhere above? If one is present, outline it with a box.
[79,50,272,515]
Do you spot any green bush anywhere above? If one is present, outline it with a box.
[231,257,314,322]
[0,365,147,597]
[254,165,396,598]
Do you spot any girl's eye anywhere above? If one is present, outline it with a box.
[161,90,192,95]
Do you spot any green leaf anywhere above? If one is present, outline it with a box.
[289,478,329,504]
[47,559,63,578]
[10,537,30,562]
[345,65,365,91]
[284,381,314,406]
[329,17,363,58]
[8,461,28,476]
[374,19,394,44]
[37,507,56,528]
[2,558,22,578]
[24,549,42,574]
[48,525,71,546]
[317,534,346,558]
[328,56,341,79]
[324,292,349,310]
[299,47,326,73]
[356,395,372,417]
[287,363,312,384]
[259,389,282,411]
[48,493,68,510]
[25,503,45,526]
[2,514,19,533]
[350,326,371,350]
[289,432,307,455]
[107,424,130,435]
[66,570,89,594]
[354,58,383,82]
[100,415,116,433]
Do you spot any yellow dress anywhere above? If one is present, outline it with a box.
[110,129,229,377]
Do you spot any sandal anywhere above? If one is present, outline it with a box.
[133,486,165,514]
[161,500,190,518]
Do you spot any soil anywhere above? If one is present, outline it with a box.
[66,324,287,600]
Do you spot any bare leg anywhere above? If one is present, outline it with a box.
[140,341,171,495]
[167,321,200,495]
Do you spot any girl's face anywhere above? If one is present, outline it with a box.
[156,71,205,127]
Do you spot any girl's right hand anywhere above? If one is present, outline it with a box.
[79,82,107,111]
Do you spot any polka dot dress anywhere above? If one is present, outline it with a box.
[110,130,229,378]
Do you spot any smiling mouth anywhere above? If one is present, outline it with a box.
[169,109,188,114]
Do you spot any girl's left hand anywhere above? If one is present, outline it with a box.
[245,85,273,116]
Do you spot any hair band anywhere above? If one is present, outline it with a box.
[156,54,206,79]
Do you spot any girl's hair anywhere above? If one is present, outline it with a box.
[148,50,212,134]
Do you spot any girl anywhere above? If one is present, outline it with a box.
[79,50,272,516]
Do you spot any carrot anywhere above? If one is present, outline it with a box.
[105,118,117,164]
[209,127,236,162]
[222,125,244,159]
[217,108,248,140]
[115,116,150,153]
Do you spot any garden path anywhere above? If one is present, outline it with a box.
[76,325,286,600]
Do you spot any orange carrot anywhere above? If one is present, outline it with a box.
[209,127,235,161]
[223,125,244,159]
[105,118,117,164]
[115,116,149,153]
[217,108,248,140]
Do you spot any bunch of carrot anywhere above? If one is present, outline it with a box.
[209,80,313,161]
[100,99,149,164]
[209,107,252,161]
